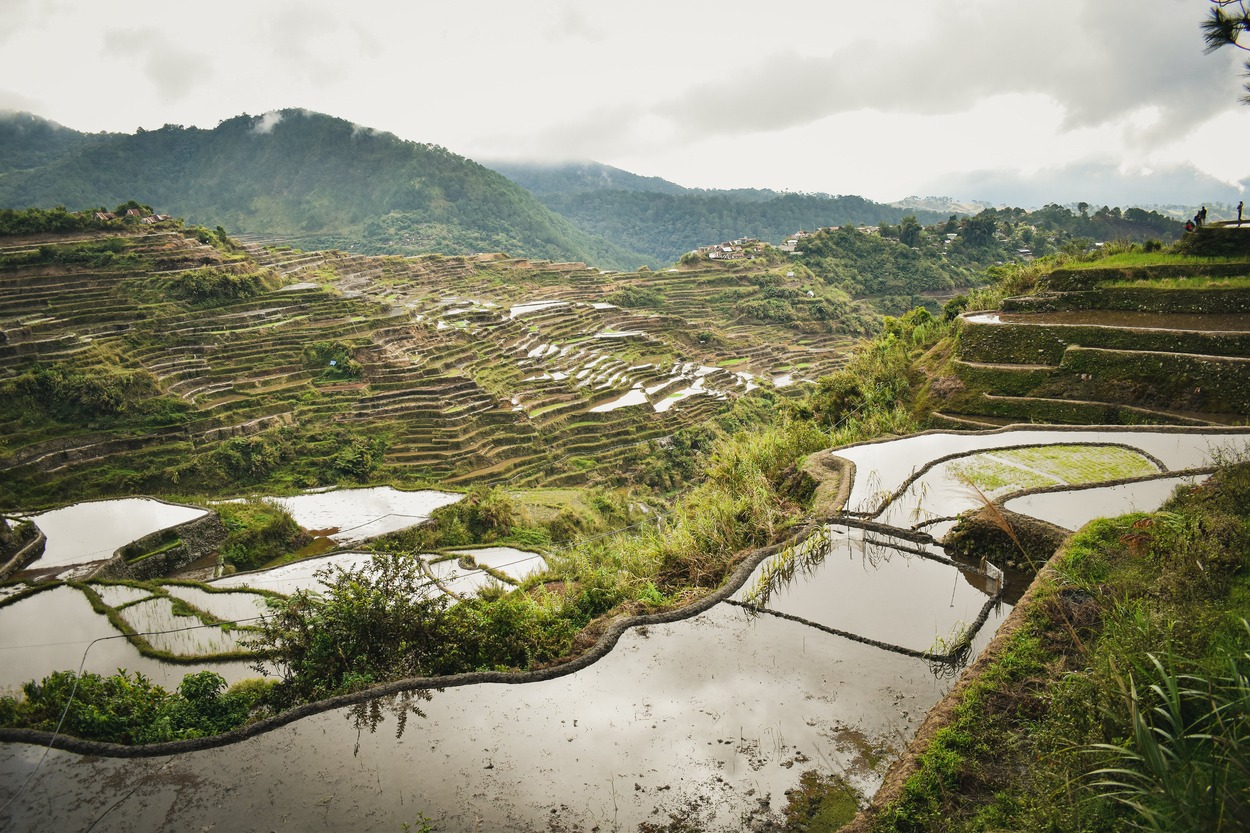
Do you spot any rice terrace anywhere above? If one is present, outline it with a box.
[3,4,1250,829]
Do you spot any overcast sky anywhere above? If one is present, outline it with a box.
[2,0,1246,207]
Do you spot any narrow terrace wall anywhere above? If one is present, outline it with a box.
[91,506,227,582]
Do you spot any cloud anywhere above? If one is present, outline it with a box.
[101,28,207,104]
[920,161,1247,209]
[0,88,39,113]
[544,2,604,42]
[252,111,285,135]
[527,0,1240,156]
[262,5,361,87]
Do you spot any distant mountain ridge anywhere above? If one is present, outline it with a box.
[481,160,953,264]
[0,110,648,270]
[483,159,691,197]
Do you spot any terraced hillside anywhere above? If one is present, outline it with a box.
[933,227,1250,428]
[0,224,863,508]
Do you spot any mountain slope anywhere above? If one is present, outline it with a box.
[482,160,950,264]
[0,110,648,270]
[0,112,105,173]
[483,159,690,197]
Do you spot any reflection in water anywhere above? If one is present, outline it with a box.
[346,689,434,754]
[739,522,1003,670]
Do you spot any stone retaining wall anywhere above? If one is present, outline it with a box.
[0,522,46,582]
[90,507,227,582]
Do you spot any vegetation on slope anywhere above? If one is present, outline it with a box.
[862,461,1250,833]
[0,110,647,270]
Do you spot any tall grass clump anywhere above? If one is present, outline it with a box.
[1089,634,1250,833]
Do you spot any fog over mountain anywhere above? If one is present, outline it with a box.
[1,0,1245,207]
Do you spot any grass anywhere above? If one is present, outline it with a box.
[865,460,1250,833]
[1064,252,1250,269]
[949,456,1056,494]
[1100,275,1250,290]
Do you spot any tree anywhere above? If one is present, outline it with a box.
[247,552,450,705]
[1202,1,1250,103]
[899,215,922,248]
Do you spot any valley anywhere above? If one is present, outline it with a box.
[1,209,1248,832]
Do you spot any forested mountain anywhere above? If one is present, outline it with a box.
[484,159,691,198]
[0,112,102,173]
[791,204,1183,313]
[0,110,648,270]
[485,160,951,264]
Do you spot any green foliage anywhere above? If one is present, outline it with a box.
[384,486,517,550]
[797,225,965,298]
[1202,1,1250,104]
[209,435,292,484]
[869,461,1250,833]
[1089,640,1250,833]
[0,206,97,235]
[167,268,270,304]
[0,669,270,744]
[6,362,168,423]
[604,285,665,308]
[247,552,450,705]
[808,307,945,427]
[0,110,647,270]
[432,592,578,673]
[33,237,141,269]
[217,499,308,572]
[530,187,945,265]
[329,433,388,481]
[303,341,362,381]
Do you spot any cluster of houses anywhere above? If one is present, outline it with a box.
[93,208,173,225]
[693,237,765,260]
[693,224,1036,262]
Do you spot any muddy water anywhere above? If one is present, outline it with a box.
[4,427,1246,831]
[965,310,1250,331]
[268,487,462,544]
[211,551,377,594]
[836,428,1250,518]
[0,604,952,832]
[1003,475,1207,531]
[740,528,1007,653]
[452,546,547,582]
[0,586,256,694]
[20,499,207,572]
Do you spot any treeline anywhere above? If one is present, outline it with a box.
[0,202,158,235]
[792,204,1183,309]
[535,189,948,265]
[0,111,649,270]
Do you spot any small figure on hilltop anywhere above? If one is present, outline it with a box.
[1186,218,1196,232]
[1239,200,1244,225]
[1198,205,1208,226]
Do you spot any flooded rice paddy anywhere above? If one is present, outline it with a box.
[2,427,1249,831]
[965,310,1250,331]
[266,487,462,544]
[18,498,207,575]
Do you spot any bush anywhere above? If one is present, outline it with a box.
[217,499,308,572]
[0,669,269,744]
[246,552,450,704]
[169,268,269,304]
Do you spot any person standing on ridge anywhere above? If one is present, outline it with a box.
[1198,205,1208,226]
[1239,201,1244,225]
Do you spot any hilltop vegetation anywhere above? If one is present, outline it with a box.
[489,160,1183,270]
[0,110,647,270]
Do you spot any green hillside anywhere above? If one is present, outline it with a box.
[492,172,950,264]
[0,110,648,270]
